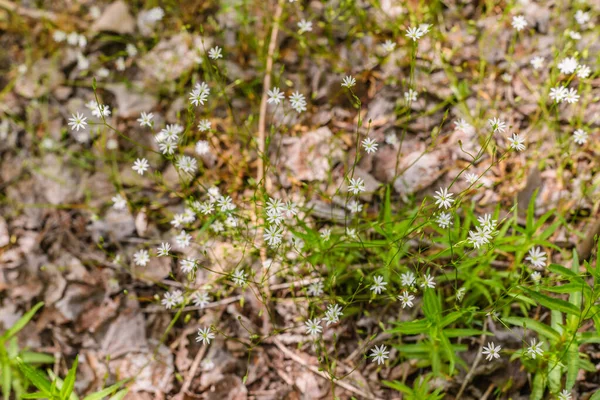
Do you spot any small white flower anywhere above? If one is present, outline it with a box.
[573,129,588,145]
[176,156,198,175]
[456,288,466,302]
[126,43,138,57]
[195,140,211,155]
[564,88,580,104]
[341,76,356,88]
[348,200,363,214]
[180,258,197,274]
[576,64,591,79]
[196,327,215,344]
[478,214,497,232]
[232,269,247,286]
[531,271,542,281]
[436,212,453,229]
[482,342,501,361]
[525,247,547,269]
[404,89,417,103]
[361,137,378,154]
[133,249,150,266]
[558,57,578,75]
[137,112,153,127]
[526,339,544,359]
[369,345,390,365]
[575,10,590,26]
[400,271,416,287]
[157,242,171,257]
[530,56,544,70]
[323,304,343,325]
[348,177,365,195]
[420,274,435,289]
[159,141,177,155]
[370,275,388,294]
[320,228,331,241]
[175,230,192,248]
[208,46,223,60]
[132,158,149,175]
[346,228,357,239]
[405,26,423,41]
[68,113,87,131]
[305,318,322,336]
[433,187,454,209]
[193,292,211,308]
[507,133,525,151]
[267,87,285,105]
[381,39,396,53]
[289,91,307,113]
[112,194,127,210]
[558,389,572,400]
[550,85,568,103]
[161,291,183,309]
[217,195,236,212]
[511,15,527,31]
[398,291,415,308]
[454,119,474,134]
[468,226,493,248]
[488,118,506,133]
[464,172,478,185]
[298,19,313,34]
[198,119,211,132]
[307,281,324,296]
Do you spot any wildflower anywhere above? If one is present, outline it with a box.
[266,197,285,216]
[305,318,322,336]
[284,200,298,218]
[196,327,215,344]
[385,133,398,145]
[530,56,545,70]
[201,359,214,370]
[531,271,541,281]
[264,225,283,247]
[436,212,453,229]
[126,43,137,57]
[526,247,547,269]
[398,291,415,308]
[171,214,186,229]
[454,119,474,134]
[577,64,591,79]
[132,158,149,175]
[308,281,324,296]
[159,141,177,155]
[195,140,211,155]
[482,342,501,361]
[419,24,432,34]
[133,249,150,266]
[267,87,285,105]
[53,30,66,42]
[404,89,418,103]
[558,389,572,400]
[348,177,365,195]
[478,214,497,232]
[189,82,210,106]
[176,156,198,175]
[198,201,214,215]
[217,195,236,212]
[180,259,197,274]
[433,187,454,209]
[225,216,238,228]
[348,200,363,214]
[208,46,223,60]
[507,133,526,151]
[232,269,247,286]
[323,304,343,325]
[405,26,423,41]
[211,221,224,233]
[369,345,390,365]
[68,113,87,131]
[573,129,588,145]
[575,10,590,26]
[157,242,171,257]
[193,292,211,308]
[361,137,378,153]
[468,226,493,248]
[198,119,211,132]
[161,291,180,309]
[137,112,153,127]
[400,271,416,287]
[564,88,580,104]
[550,85,568,103]
[464,172,478,185]
[558,57,578,74]
[456,287,466,302]
[511,15,528,31]
[381,39,396,53]
[526,339,544,359]
[320,228,331,241]
[175,230,192,248]
[420,274,436,289]
[298,19,313,34]
[371,275,388,294]
[289,91,307,113]
[488,117,506,133]
[567,30,582,40]
[112,194,127,210]
[341,76,356,88]
[346,228,357,239]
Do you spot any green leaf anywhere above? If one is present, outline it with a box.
[3,359,12,400]
[108,389,129,400]
[530,373,544,400]
[590,389,600,400]
[82,380,129,400]
[565,343,578,390]
[547,264,583,282]
[439,332,455,375]
[381,380,411,394]
[388,319,431,335]
[520,286,580,316]
[439,311,465,328]
[525,188,539,237]
[422,289,441,322]
[21,392,49,399]
[16,359,52,395]
[20,352,55,365]
[443,329,489,338]
[60,356,78,400]
[502,316,561,341]
[2,303,44,341]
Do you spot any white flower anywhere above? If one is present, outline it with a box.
[133,249,150,266]
[385,133,398,145]
[530,56,544,70]
[525,247,547,269]
[468,226,493,248]
[232,269,247,286]
[405,26,423,41]
[436,212,453,229]
[558,57,578,74]
[320,228,331,241]
[348,200,363,214]
[159,141,177,155]
[298,19,313,34]
[87,101,111,118]
[289,91,307,113]
[478,214,497,232]
[464,172,478,185]
[526,339,544,359]
[558,389,572,400]
[126,43,137,57]
[433,187,454,209]
[482,342,501,361]
[346,228,357,239]
[567,30,582,40]
[576,64,591,79]
[341,76,356,88]
[284,201,298,218]
[68,113,87,131]
[208,46,223,60]
[454,119,474,134]
[456,288,466,302]
[161,291,183,309]
[263,225,283,247]
[132,158,149,175]
[196,327,215,344]
[381,39,396,53]
[420,274,435,289]
[507,133,526,151]
[369,345,390,365]
[211,221,224,233]
[175,230,192,248]
[305,318,322,336]
[198,119,211,132]
[176,156,197,175]
[564,88,580,104]
[549,86,568,103]
[267,87,285,105]
[189,82,210,106]
[323,304,343,325]
[573,129,588,145]
[180,259,197,274]
[531,271,541,281]
[511,15,527,31]
[398,291,415,308]
[404,89,418,103]
[157,242,171,257]
[348,177,365,195]
[217,195,236,212]
[195,140,211,155]
[575,10,590,26]
[112,194,127,210]
[400,271,416,287]
[488,118,506,133]
[53,30,66,42]
[137,112,153,127]
[193,292,211,308]
[308,281,324,296]
[361,137,378,153]
[371,275,388,294]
